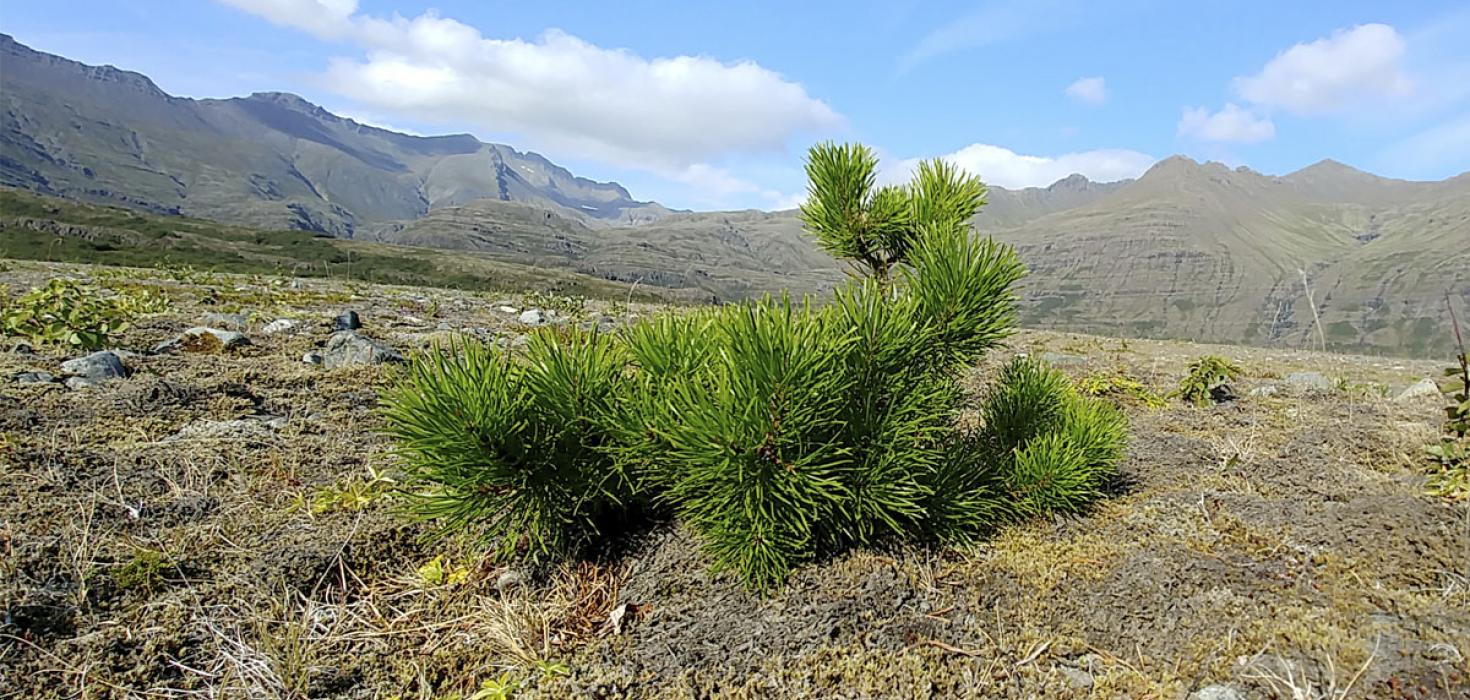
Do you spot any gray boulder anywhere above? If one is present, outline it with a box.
[332,311,362,331]
[1285,371,1333,393]
[201,312,249,331]
[1189,685,1245,700]
[261,318,297,335]
[519,309,552,326]
[1393,377,1442,403]
[61,351,127,381]
[154,327,251,353]
[11,371,57,384]
[60,351,127,389]
[322,331,404,369]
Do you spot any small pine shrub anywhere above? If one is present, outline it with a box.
[382,141,1127,591]
[1176,355,1243,406]
[381,329,632,561]
[980,358,1128,515]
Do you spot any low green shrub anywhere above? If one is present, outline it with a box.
[1175,355,1243,405]
[1426,307,1469,500]
[383,142,1128,590]
[0,278,170,349]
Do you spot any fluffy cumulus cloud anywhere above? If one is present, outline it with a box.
[1177,103,1276,144]
[886,144,1155,190]
[1064,77,1107,105]
[216,0,841,171]
[1234,23,1413,115]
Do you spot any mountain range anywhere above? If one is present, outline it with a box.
[1,34,1466,356]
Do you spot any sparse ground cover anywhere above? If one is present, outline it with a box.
[0,260,1466,699]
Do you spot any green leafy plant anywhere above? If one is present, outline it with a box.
[416,555,471,587]
[113,547,170,591]
[0,278,168,349]
[1426,298,1469,500]
[1077,370,1168,409]
[1175,355,1243,406]
[467,673,521,700]
[520,290,587,318]
[298,466,398,514]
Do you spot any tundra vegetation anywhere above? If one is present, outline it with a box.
[383,143,1128,590]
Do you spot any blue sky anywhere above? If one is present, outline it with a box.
[5,1,1470,210]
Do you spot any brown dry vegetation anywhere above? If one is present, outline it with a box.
[1,260,1466,699]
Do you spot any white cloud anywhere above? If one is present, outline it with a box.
[896,0,1080,74]
[1233,23,1413,115]
[885,143,1155,190]
[1065,77,1107,105]
[216,0,842,171]
[1177,103,1276,144]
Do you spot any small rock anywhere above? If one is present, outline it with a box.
[156,327,251,353]
[1057,665,1093,690]
[166,419,275,442]
[495,569,526,593]
[519,309,553,326]
[1189,685,1245,700]
[9,342,35,355]
[1285,371,1333,393]
[302,352,324,365]
[261,318,297,335]
[1248,384,1279,398]
[65,377,105,390]
[321,331,404,369]
[496,305,518,314]
[201,312,249,331]
[332,311,362,331]
[401,315,425,325]
[1039,352,1086,366]
[1393,377,1442,403]
[11,371,57,384]
[60,351,127,382]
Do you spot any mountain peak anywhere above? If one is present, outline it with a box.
[1046,173,1093,192]
[1287,158,1375,181]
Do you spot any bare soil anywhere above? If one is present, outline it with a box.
[1,261,1466,699]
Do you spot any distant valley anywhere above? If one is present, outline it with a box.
[2,34,1466,356]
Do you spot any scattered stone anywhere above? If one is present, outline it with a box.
[261,318,297,335]
[60,351,127,383]
[1247,384,1279,398]
[332,311,362,331]
[1057,665,1093,690]
[519,308,552,326]
[302,352,324,365]
[496,305,518,314]
[1189,685,1245,700]
[1038,352,1086,366]
[321,331,404,369]
[201,312,249,331]
[401,315,425,326]
[495,568,526,593]
[1394,377,1442,403]
[155,327,251,353]
[9,341,35,355]
[165,419,275,442]
[1209,382,1238,404]
[1285,371,1333,393]
[11,371,57,384]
